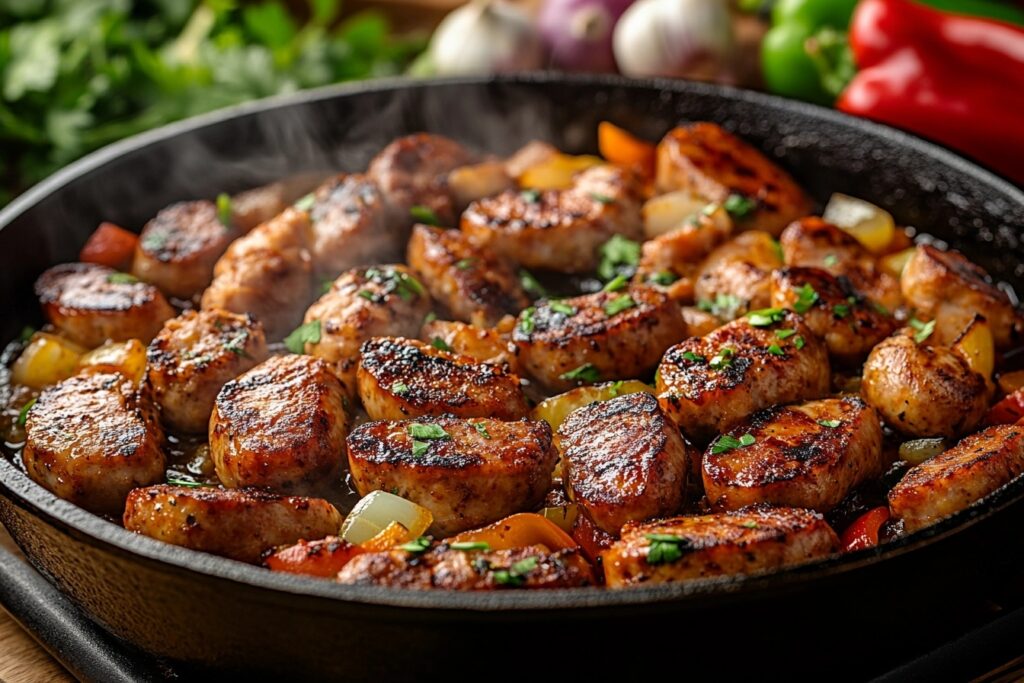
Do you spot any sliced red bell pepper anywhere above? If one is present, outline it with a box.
[840,506,891,552]
[985,388,1024,425]
[79,222,138,270]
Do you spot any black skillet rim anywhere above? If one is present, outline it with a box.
[1,72,1023,612]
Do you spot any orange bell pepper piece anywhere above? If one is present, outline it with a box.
[598,121,656,179]
[445,513,577,552]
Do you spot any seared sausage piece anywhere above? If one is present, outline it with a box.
[656,311,830,444]
[22,373,165,515]
[35,263,175,347]
[123,485,342,564]
[407,224,529,327]
[703,397,884,513]
[357,337,529,421]
[693,231,784,319]
[655,122,813,236]
[146,309,268,433]
[347,416,556,536]
[421,319,520,374]
[209,354,350,494]
[861,330,990,438]
[132,200,241,300]
[889,425,1024,533]
[901,244,1023,348]
[337,543,594,590]
[560,393,692,535]
[601,506,839,587]
[635,206,734,302]
[512,285,686,393]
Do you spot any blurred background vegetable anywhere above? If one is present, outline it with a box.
[423,0,543,75]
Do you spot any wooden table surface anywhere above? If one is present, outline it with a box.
[0,527,74,683]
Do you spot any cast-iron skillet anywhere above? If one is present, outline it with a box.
[1,74,1023,681]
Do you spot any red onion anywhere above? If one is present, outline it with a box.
[537,0,634,72]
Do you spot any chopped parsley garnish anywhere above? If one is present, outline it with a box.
[604,294,636,317]
[411,441,429,457]
[549,300,577,316]
[399,537,432,554]
[697,293,743,320]
[818,419,842,428]
[709,347,735,370]
[141,231,168,251]
[320,278,334,295]
[775,328,797,340]
[16,398,36,427]
[794,336,806,350]
[410,205,440,226]
[294,193,316,212]
[872,302,890,316]
[723,193,756,219]
[833,303,851,319]
[455,258,475,270]
[519,307,536,334]
[711,433,756,455]
[645,534,692,565]
[649,271,679,286]
[450,541,490,552]
[521,189,541,203]
[560,363,600,383]
[740,521,760,529]
[519,269,547,298]
[363,267,425,303]
[608,380,625,397]
[793,284,820,314]
[823,254,839,267]
[408,423,450,440]
[431,337,452,352]
[590,192,615,204]
[747,307,785,327]
[424,311,438,324]
[597,234,641,280]
[472,422,492,439]
[216,192,232,227]
[493,556,539,586]
[223,330,251,357]
[681,351,705,364]
[284,320,321,354]
[767,344,785,356]
[910,318,936,344]
[392,382,409,396]
[358,290,376,301]
[166,476,218,488]
[106,272,138,284]
[770,237,784,263]
[603,274,629,292]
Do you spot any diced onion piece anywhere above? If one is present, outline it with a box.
[530,380,653,432]
[899,438,947,465]
[77,339,147,386]
[517,154,603,190]
[951,316,995,380]
[822,193,895,254]
[998,369,1024,395]
[448,160,513,207]
[880,247,917,278]
[359,520,413,552]
[642,190,711,238]
[540,503,578,533]
[339,491,433,545]
[11,333,86,390]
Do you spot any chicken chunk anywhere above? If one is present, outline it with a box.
[861,330,990,438]
[132,200,241,300]
[123,485,342,564]
[602,506,839,587]
[901,244,1023,348]
[512,285,686,393]
[35,263,175,347]
[779,216,902,311]
[201,207,314,340]
[693,231,784,318]
[635,206,733,302]
[145,308,268,433]
[209,354,350,493]
[656,311,830,443]
[421,319,520,374]
[461,165,644,273]
[889,425,1024,533]
[703,397,884,513]
[305,173,405,279]
[655,123,813,236]
[302,265,432,390]
[367,133,475,226]
[347,416,556,535]
[559,392,691,535]
[22,373,165,515]
[407,224,529,327]
[337,543,594,590]
[357,337,529,421]
[770,267,897,364]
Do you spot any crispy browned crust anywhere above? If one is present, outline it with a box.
[132,200,240,299]
[655,123,812,236]
[656,312,830,444]
[123,485,342,564]
[407,224,529,327]
[357,337,529,421]
[861,330,990,438]
[22,372,166,515]
[347,415,556,535]
[770,267,897,364]
[336,544,594,590]
[560,393,691,535]
[601,506,839,587]
[703,396,884,512]
[513,285,686,392]
[209,354,350,494]
[146,308,268,433]
[889,425,1024,533]
[35,262,175,347]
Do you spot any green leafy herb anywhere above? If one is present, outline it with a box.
[166,476,218,489]
[106,273,139,285]
[424,311,437,325]
[493,556,539,586]
[560,364,601,383]
[711,433,756,455]
[216,192,232,227]
[709,347,735,370]
[223,330,251,358]
[410,205,440,226]
[399,537,432,554]
[408,423,449,440]
[649,271,679,286]
[793,284,820,314]
[794,336,806,350]
[775,328,797,340]
[519,270,547,298]
[724,193,756,218]
[520,189,541,203]
[603,274,629,292]
[910,318,936,344]
[18,326,35,343]
[320,278,334,295]
[604,295,636,317]
[823,254,839,267]
[872,302,890,316]
[549,300,577,316]
[740,520,760,529]
[833,303,851,319]
[284,320,321,354]
[590,192,615,204]
[597,234,641,280]
[455,258,475,270]
[519,307,536,334]
[16,398,36,427]
[818,419,842,428]
[697,293,743,320]
[681,351,705,364]
[411,440,429,457]
[392,382,409,396]
[431,336,452,352]
[358,290,376,302]
[294,193,316,212]
[645,534,692,565]
[450,541,490,552]
[472,422,492,439]
[608,380,625,397]
[767,344,785,356]
[747,307,785,327]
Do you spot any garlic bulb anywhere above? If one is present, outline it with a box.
[428,0,546,76]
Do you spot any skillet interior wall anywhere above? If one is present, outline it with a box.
[1,74,1023,349]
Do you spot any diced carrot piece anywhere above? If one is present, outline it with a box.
[598,121,656,178]
[79,222,138,270]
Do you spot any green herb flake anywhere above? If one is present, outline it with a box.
[823,254,839,268]
[681,351,705,364]
[358,289,377,302]
[872,302,890,316]
[775,328,797,340]
[608,380,625,397]
[833,303,851,319]
[712,433,756,455]
[16,398,36,427]
[590,192,615,204]
[411,440,429,457]
[294,193,316,212]
[216,192,232,227]
[597,234,641,281]
[603,274,629,292]
[519,270,547,298]
[450,541,490,552]
[560,363,600,383]
[410,205,440,226]
[424,312,438,325]
[818,419,842,428]
[18,326,35,343]
[166,477,218,488]
[649,271,679,286]
[320,278,334,295]
[767,344,785,356]
[492,556,540,586]
[724,193,756,219]
[399,537,432,554]
[709,347,735,370]
[472,422,492,439]
[794,336,806,350]
[645,534,692,565]
[604,294,636,317]
[521,189,541,203]
[455,258,475,270]
[106,272,139,285]
[740,521,760,529]
[793,284,820,314]
[549,300,577,316]
[223,330,251,358]
[392,382,409,396]
[408,423,450,440]
[910,318,936,344]
[519,307,536,335]
[697,293,743,320]
[431,336,452,352]
[747,307,786,327]
[284,320,321,354]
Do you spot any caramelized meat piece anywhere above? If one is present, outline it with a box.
[693,231,784,318]
[421,319,520,374]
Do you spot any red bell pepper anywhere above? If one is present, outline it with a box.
[838,0,1024,185]
[840,506,891,552]
[984,388,1024,425]
[79,222,138,270]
